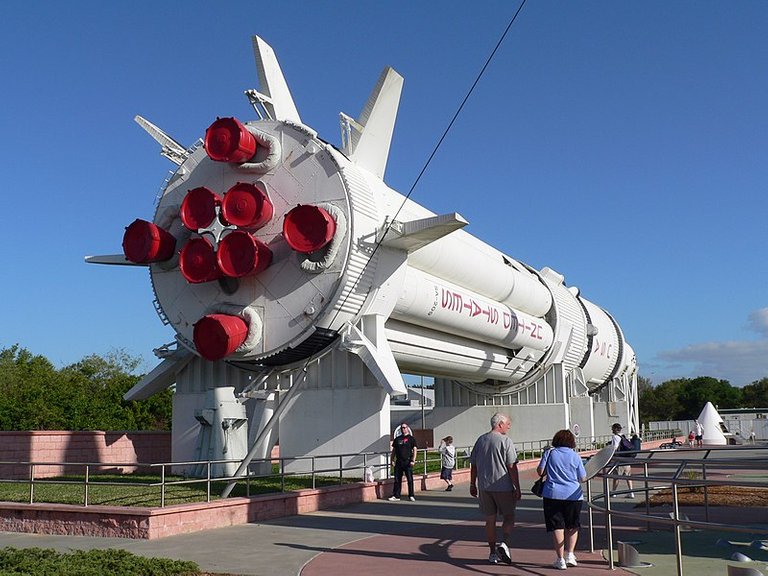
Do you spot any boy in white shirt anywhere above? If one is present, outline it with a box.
[438,436,456,491]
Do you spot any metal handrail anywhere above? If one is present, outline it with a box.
[587,445,768,576]
[0,429,677,508]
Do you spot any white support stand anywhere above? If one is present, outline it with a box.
[193,387,248,477]
[275,347,391,479]
[171,358,252,477]
[245,391,278,476]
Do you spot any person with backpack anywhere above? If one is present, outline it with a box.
[610,423,635,498]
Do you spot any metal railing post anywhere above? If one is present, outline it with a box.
[702,461,709,523]
[339,455,343,485]
[672,482,684,576]
[643,460,651,529]
[161,464,166,508]
[84,464,89,507]
[206,461,211,503]
[280,458,285,492]
[587,477,595,553]
[605,474,614,570]
[28,463,34,504]
[312,457,316,489]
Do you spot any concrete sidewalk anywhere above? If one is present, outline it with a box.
[1,467,765,575]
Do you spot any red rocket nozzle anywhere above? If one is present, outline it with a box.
[217,230,273,278]
[282,205,337,253]
[179,237,221,283]
[180,187,221,230]
[122,219,176,263]
[193,313,249,361]
[220,182,274,229]
[204,117,257,163]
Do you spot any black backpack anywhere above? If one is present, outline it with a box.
[618,435,636,457]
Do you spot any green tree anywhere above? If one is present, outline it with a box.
[0,346,172,431]
[638,377,684,424]
[676,376,741,419]
[0,346,60,430]
[741,377,768,408]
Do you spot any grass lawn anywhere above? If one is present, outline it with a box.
[0,472,353,508]
[0,451,457,508]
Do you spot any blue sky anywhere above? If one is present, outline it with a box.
[1,1,766,386]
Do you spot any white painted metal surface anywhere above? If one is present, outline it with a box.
[92,35,638,470]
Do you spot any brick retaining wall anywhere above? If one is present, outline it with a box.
[0,431,171,479]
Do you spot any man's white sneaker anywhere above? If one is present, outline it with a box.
[565,553,578,567]
[553,557,567,570]
[488,551,500,564]
[625,492,635,498]
[496,542,512,564]
[408,496,416,501]
[387,496,399,501]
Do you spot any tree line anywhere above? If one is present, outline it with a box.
[3,344,767,432]
[637,375,768,425]
[0,346,171,431]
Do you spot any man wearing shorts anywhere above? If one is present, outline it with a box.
[469,413,520,565]
[610,423,634,498]
[694,420,703,447]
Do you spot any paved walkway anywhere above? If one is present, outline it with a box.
[1,466,766,575]
[0,469,639,576]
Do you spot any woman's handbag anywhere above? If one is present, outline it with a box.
[531,450,550,497]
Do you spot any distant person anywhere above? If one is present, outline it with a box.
[469,413,520,565]
[694,419,703,447]
[438,435,456,491]
[750,429,756,444]
[610,423,635,498]
[687,430,695,447]
[388,423,417,502]
[630,432,642,451]
[537,429,587,570]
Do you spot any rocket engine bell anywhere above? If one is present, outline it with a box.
[88,36,635,398]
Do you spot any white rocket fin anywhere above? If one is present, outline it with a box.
[84,254,145,266]
[124,349,194,401]
[379,212,468,252]
[341,67,403,179]
[134,115,188,166]
[249,36,301,124]
[339,317,407,396]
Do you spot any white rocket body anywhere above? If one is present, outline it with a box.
[90,36,635,401]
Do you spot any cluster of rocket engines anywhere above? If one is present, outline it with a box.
[97,35,635,399]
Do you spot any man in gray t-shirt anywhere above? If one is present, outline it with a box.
[469,413,520,565]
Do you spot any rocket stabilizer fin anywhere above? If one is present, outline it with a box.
[340,319,407,396]
[342,66,403,179]
[84,254,145,266]
[124,348,194,401]
[379,212,468,252]
[134,115,187,166]
[251,36,301,124]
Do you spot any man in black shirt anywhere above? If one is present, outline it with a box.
[389,423,417,501]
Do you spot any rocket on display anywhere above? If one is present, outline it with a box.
[88,36,635,401]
